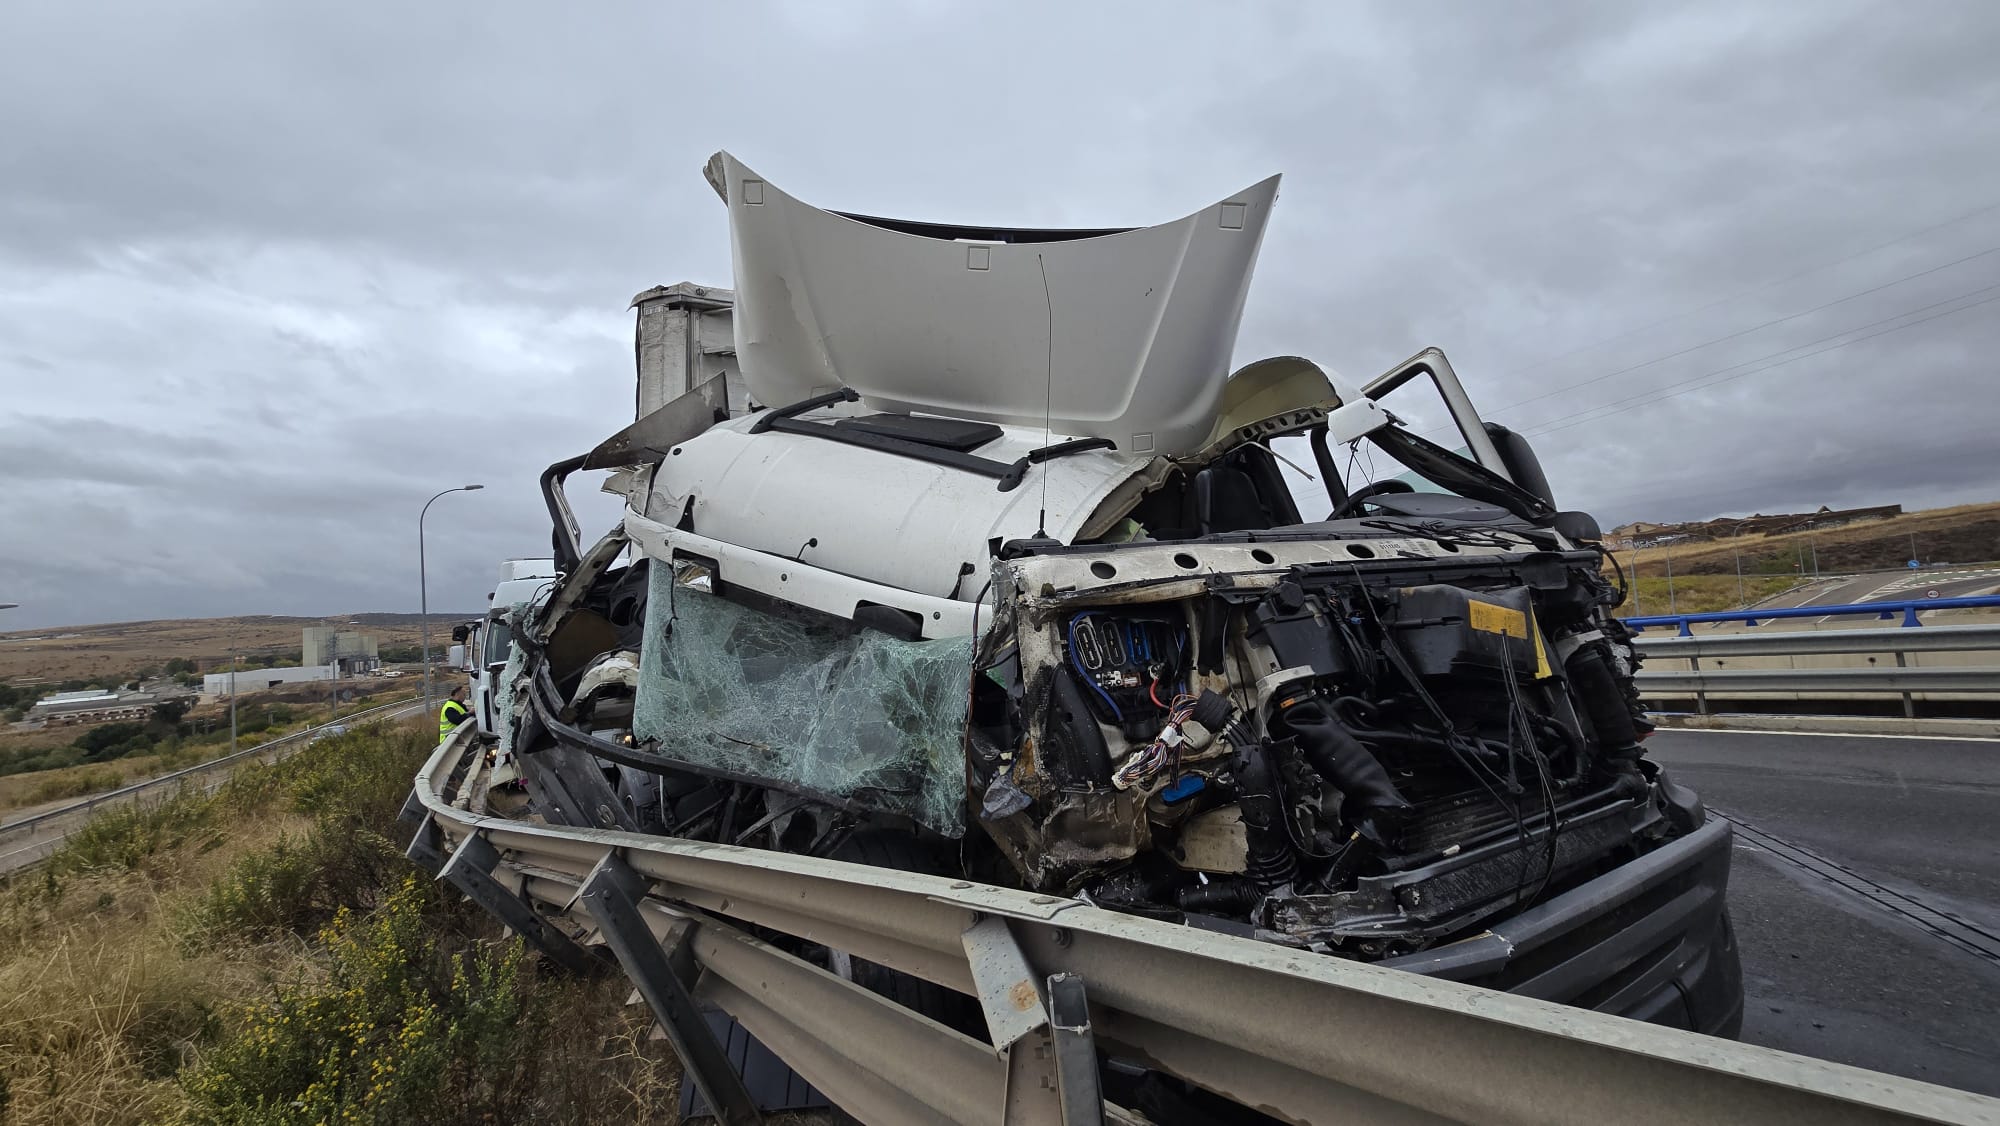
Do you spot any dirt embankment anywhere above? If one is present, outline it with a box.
[0,613,474,684]
[1622,502,2000,579]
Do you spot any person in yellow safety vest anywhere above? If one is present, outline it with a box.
[439,685,473,741]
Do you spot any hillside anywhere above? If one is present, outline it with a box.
[1619,500,2000,580]
[0,718,694,1122]
[0,613,481,685]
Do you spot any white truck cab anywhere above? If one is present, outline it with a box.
[468,558,557,737]
[498,153,1742,1039]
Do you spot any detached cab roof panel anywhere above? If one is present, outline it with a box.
[707,151,1280,458]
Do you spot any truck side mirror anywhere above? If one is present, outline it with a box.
[1482,422,1557,508]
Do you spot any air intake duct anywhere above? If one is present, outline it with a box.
[1275,696,1411,845]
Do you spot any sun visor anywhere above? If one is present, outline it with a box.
[709,151,1279,458]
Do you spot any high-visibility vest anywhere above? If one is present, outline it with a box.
[439,699,470,738]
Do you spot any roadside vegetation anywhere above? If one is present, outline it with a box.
[0,692,409,817]
[0,720,691,1124]
[1610,573,1800,617]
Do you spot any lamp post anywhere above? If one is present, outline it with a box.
[420,485,484,715]
[229,623,239,756]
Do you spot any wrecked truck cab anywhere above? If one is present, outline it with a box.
[506,152,1742,1038]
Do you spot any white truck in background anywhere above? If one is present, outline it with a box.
[460,558,559,738]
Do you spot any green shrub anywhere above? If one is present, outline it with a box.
[178,878,553,1125]
[45,786,219,877]
[180,825,405,946]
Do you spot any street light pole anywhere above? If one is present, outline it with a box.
[229,622,239,756]
[420,485,484,716]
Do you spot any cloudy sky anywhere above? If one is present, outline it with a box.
[3,0,1997,629]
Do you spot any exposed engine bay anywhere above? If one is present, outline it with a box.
[972,531,1674,956]
[494,502,1692,967]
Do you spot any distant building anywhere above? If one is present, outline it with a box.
[302,627,380,675]
[203,664,336,698]
[28,689,159,727]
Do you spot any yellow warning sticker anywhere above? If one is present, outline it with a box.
[1466,599,1527,638]
[1467,600,1556,677]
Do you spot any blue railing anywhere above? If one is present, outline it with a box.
[1624,595,2000,636]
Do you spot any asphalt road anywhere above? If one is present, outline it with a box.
[1756,565,2000,612]
[1647,730,2000,1096]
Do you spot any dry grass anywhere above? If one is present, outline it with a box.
[1609,573,1801,616]
[0,614,454,685]
[0,818,315,1124]
[0,718,714,1125]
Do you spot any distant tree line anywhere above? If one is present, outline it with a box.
[0,698,297,777]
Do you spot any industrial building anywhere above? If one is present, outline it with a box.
[26,689,160,727]
[302,627,380,675]
[201,664,335,698]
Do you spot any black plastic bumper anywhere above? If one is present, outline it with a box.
[1381,815,1745,1037]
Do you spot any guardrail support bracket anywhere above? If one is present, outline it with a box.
[437,829,597,975]
[580,852,763,1126]
[404,811,448,875]
[397,787,427,829]
[964,915,1051,1052]
[1047,973,1105,1126]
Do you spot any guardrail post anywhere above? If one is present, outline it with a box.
[1895,650,1916,719]
[1690,655,1708,715]
[1047,974,1105,1126]
[434,829,598,975]
[579,852,763,1126]
[1903,604,1922,627]
[1676,619,1693,637]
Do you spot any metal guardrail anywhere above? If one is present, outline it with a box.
[406,726,2000,1125]
[1633,625,2000,717]
[0,697,422,873]
[1626,595,2000,636]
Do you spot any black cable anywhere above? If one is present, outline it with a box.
[1601,548,1632,605]
[1348,568,1525,815]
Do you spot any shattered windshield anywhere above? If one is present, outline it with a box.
[631,568,973,833]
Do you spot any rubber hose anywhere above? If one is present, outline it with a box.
[1280,697,1413,844]
[1233,745,1298,890]
[1563,644,1641,758]
[1177,878,1262,916]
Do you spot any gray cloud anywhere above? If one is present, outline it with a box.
[3,0,1998,628]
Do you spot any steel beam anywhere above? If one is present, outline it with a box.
[1637,623,2000,659]
[579,852,762,1126]
[438,830,596,974]
[1046,974,1104,1126]
[1638,666,1997,694]
[410,728,2000,1126]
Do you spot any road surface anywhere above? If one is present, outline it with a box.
[1648,730,2000,1096]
